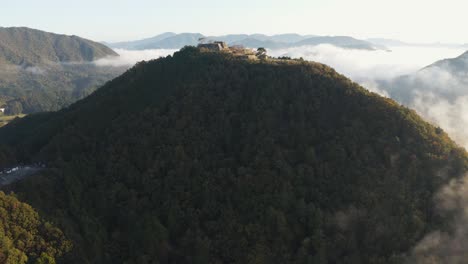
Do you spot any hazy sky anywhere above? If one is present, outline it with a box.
[3,0,468,43]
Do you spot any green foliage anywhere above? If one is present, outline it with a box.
[0,48,467,263]
[35,253,56,264]
[0,192,71,263]
[256,47,267,60]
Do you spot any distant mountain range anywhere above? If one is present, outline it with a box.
[0,27,124,114]
[367,38,468,49]
[427,50,468,73]
[109,32,381,50]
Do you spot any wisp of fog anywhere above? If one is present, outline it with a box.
[94,48,177,67]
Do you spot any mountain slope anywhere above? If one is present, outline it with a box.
[269,33,314,43]
[109,32,177,50]
[427,50,468,73]
[0,27,125,114]
[380,50,468,105]
[0,27,117,65]
[295,36,377,50]
[0,47,466,263]
[137,33,204,49]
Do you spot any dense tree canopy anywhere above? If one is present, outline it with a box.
[0,47,467,263]
[0,191,71,264]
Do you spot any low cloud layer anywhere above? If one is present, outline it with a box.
[94,48,177,67]
[268,45,465,80]
[406,174,468,263]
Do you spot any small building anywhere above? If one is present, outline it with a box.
[0,108,5,114]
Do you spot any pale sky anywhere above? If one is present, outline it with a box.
[3,0,468,43]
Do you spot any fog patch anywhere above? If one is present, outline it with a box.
[94,49,177,67]
[406,175,468,264]
[385,67,468,149]
[358,79,390,97]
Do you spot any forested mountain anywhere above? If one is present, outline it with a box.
[108,33,380,50]
[0,47,467,263]
[0,27,125,114]
[427,50,468,73]
[0,27,117,65]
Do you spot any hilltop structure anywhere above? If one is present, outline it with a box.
[197,40,260,60]
[197,41,228,51]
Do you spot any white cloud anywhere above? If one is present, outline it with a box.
[94,48,177,67]
[406,174,468,263]
[412,93,468,148]
[268,45,465,80]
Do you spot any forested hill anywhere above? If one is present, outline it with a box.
[0,27,117,65]
[0,27,124,114]
[1,47,467,263]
